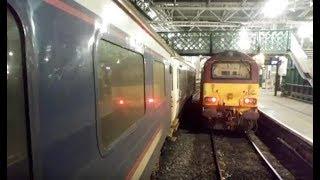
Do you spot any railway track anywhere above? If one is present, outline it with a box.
[154,97,312,179]
[210,130,295,180]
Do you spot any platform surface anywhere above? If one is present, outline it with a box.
[258,89,313,144]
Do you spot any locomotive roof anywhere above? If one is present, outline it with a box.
[207,50,255,62]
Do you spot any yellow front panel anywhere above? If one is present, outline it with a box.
[203,83,259,107]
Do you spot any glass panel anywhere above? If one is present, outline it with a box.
[96,40,145,151]
[212,62,251,79]
[153,61,165,104]
[7,8,30,178]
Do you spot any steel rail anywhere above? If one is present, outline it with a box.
[246,133,283,180]
[209,129,223,180]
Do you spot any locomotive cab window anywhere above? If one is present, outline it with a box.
[212,61,251,79]
[153,61,166,103]
[96,40,145,153]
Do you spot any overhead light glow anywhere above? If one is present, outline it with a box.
[238,29,250,50]
[99,2,124,33]
[297,22,313,40]
[168,33,174,39]
[262,0,288,18]
[8,51,13,56]
[289,8,295,12]
[253,53,265,66]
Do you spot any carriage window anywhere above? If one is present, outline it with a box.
[96,40,145,152]
[7,8,30,178]
[212,62,251,79]
[153,61,165,104]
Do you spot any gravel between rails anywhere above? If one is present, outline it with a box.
[151,129,217,180]
[151,97,218,179]
[213,131,275,180]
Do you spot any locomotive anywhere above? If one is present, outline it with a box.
[200,51,260,131]
[7,0,195,179]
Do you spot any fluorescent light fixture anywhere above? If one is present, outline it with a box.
[168,33,174,39]
[262,0,288,18]
[147,10,157,19]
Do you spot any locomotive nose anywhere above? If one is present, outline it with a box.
[227,93,233,100]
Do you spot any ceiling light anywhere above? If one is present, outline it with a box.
[147,10,157,19]
[262,0,288,18]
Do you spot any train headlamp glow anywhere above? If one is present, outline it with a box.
[204,97,217,104]
[244,98,257,104]
[119,100,124,105]
[210,97,217,103]
[244,98,250,104]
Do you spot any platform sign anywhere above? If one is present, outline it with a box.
[265,57,281,65]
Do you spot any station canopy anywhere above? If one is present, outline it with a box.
[130,0,313,56]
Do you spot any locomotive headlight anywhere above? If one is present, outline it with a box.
[244,98,257,104]
[244,98,250,104]
[204,97,218,105]
[210,97,217,103]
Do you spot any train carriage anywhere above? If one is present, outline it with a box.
[200,51,260,131]
[7,0,195,179]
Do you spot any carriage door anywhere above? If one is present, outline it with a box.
[170,65,178,124]
[7,7,32,179]
[169,65,173,103]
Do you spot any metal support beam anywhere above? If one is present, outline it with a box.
[153,2,310,11]
[298,8,312,17]
[176,9,188,20]
[151,20,311,28]
[192,9,206,20]
[158,30,291,55]
[223,10,239,22]
[209,10,222,22]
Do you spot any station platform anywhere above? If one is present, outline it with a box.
[258,89,313,144]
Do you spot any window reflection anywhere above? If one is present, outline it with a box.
[96,40,145,151]
[7,8,30,178]
[153,61,166,106]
